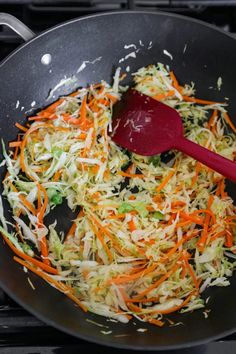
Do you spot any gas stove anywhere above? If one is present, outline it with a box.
[0,1,236,353]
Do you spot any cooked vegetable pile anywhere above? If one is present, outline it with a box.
[1,64,236,327]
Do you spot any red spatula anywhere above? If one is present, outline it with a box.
[111,89,236,182]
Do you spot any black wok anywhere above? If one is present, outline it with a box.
[0,11,235,351]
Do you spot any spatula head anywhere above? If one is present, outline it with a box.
[111,89,183,156]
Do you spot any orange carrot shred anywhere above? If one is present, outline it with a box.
[153,90,175,101]
[9,141,22,148]
[197,195,214,250]
[108,263,157,285]
[150,291,195,315]
[148,318,165,327]
[36,183,50,266]
[182,95,223,105]
[208,110,218,133]
[131,262,179,300]
[80,95,88,128]
[65,210,84,241]
[128,218,136,232]
[182,253,199,290]
[9,182,37,215]
[170,71,182,93]
[14,256,87,312]
[225,229,233,248]
[191,162,202,187]
[118,171,145,179]
[0,230,57,274]
[15,122,28,132]
[156,168,175,193]
[89,221,113,263]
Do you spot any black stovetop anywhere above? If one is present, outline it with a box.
[0,1,236,352]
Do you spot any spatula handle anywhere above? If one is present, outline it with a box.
[175,137,236,182]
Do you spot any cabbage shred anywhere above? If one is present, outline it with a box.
[1,64,236,327]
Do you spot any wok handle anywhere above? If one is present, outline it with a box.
[0,13,35,41]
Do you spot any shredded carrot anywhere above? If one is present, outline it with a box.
[20,123,49,173]
[107,213,126,220]
[182,95,223,105]
[9,141,22,148]
[129,195,136,200]
[225,229,233,248]
[28,114,57,121]
[14,256,87,312]
[208,109,218,134]
[182,253,199,290]
[128,291,194,316]
[179,212,203,225]
[175,220,192,228]
[119,73,127,81]
[9,182,37,215]
[160,232,200,261]
[156,168,175,193]
[37,183,50,266]
[53,169,62,182]
[106,93,118,103]
[108,263,157,285]
[210,230,225,242]
[118,171,145,179]
[225,216,236,222]
[131,262,179,300]
[15,122,28,132]
[128,218,136,232]
[91,192,101,200]
[91,165,100,174]
[89,214,131,257]
[153,90,175,101]
[197,195,214,250]
[79,95,88,128]
[69,90,81,97]
[79,132,87,140]
[65,210,84,241]
[89,221,113,263]
[192,209,216,225]
[37,184,42,213]
[220,179,227,199]
[0,230,57,274]
[40,98,64,114]
[171,200,186,208]
[37,184,48,224]
[191,162,202,187]
[124,163,134,174]
[150,292,195,315]
[148,318,165,327]
[170,71,182,93]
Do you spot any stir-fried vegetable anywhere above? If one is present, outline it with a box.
[1,63,236,327]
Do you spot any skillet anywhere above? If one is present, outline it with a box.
[0,10,235,350]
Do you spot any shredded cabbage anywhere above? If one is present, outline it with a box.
[0,63,236,327]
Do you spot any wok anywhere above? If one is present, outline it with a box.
[0,11,235,351]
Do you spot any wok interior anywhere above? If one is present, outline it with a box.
[0,12,236,349]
